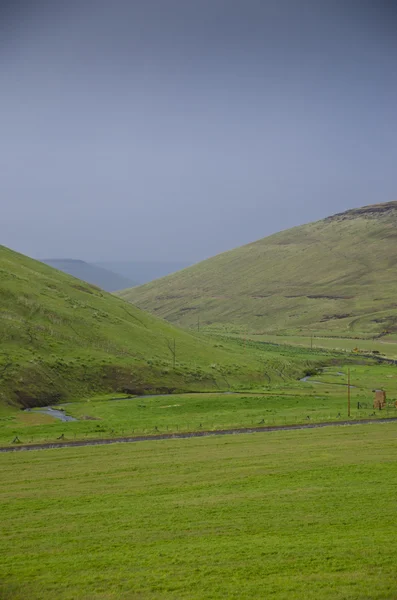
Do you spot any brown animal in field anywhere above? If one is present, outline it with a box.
[374,390,386,410]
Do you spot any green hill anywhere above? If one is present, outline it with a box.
[0,245,316,409]
[120,201,397,337]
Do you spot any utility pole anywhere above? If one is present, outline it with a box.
[310,333,313,350]
[166,337,176,369]
[347,368,351,417]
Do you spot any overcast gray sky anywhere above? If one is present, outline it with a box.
[1,0,396,262]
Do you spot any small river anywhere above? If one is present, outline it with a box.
[25,371,354,421]
[25,407,77,422]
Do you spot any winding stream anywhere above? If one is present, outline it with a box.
[26,407,77,422]
[300,371,359,388]
[25,369,356,422]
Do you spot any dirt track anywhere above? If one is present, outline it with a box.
[1,417,397,453]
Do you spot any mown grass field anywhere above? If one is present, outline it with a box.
[1,423,397,599]
[2,363,397,447]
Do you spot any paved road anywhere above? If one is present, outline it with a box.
[1,417,397,453]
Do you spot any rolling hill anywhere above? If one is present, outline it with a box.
[120,201,397,337]
[41,259,135,292]
[0,245,315,409]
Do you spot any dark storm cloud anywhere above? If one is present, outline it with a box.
[1,1,396,261]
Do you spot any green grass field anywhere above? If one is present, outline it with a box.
[1,423,397,599]
[239,332,397,358]
[121,201,397,338]
[2,362,396,447]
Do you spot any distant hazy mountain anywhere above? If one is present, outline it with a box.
[40,259,135,292]
[95,261,192,285]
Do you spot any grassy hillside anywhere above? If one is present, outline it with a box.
[0,245,320,409]
[120,201,397,337]
[41,258,135,292]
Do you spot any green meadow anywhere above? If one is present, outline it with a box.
[245,332,397,359]
[2,363,397,447]
[1,423,397,599]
